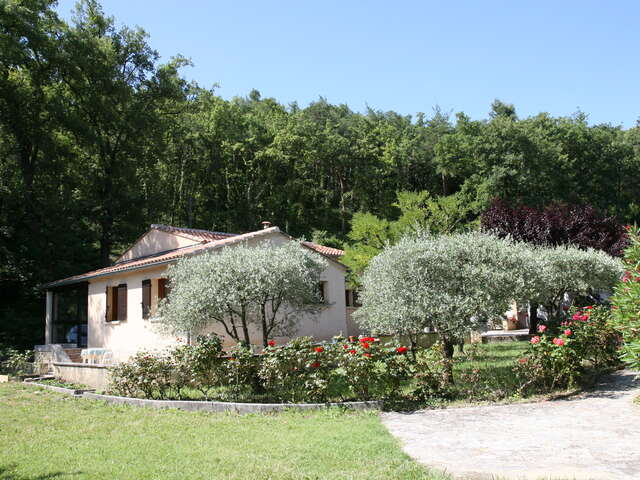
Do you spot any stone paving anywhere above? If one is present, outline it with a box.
[382,370,640,480]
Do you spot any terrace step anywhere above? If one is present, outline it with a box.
[480,329,532,343]
[63,348,83,363]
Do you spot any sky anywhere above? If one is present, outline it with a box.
[55,0,640,126]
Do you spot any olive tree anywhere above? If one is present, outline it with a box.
[354,232,539,381]
[155,241,327,347]
[531,244,623,318]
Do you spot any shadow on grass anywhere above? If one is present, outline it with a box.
[0,465,82,480]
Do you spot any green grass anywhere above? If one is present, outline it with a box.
[0,383,448,480]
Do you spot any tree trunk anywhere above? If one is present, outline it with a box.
[442,338,455,385]
[240,305,251,345]
[261,303,268,347]
[528,302,539,335]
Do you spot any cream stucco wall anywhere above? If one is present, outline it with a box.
[117,230,198,263]
[85,231,349,361]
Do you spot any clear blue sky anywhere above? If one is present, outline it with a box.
[55,0,639,126]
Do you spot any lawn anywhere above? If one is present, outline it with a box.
[0,382,448,480]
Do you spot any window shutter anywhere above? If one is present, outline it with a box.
[117,284,127,321]
[105,286,111,321]
[142,280,151,318]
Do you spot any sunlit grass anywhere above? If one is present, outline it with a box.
[0,383,448,480]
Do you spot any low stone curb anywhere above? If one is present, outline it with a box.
[82,392,382,414]
[23,379,94,396]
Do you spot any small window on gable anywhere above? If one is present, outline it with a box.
[142,279,151,319]
[318,281,327,303]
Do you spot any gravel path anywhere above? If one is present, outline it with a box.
[382,370,640,480]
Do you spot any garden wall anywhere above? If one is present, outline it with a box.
[52,362,110,390]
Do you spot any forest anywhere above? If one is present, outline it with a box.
[2,0,640,348]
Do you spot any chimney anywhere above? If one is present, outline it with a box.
[260,220,272,229]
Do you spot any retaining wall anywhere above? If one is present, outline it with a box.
[52,362,110,390]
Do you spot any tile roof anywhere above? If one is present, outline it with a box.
[150,224,236,243]
[303,242,344,258]
[42,225,344,288]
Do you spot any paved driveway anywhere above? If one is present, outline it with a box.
[382,370,640,480]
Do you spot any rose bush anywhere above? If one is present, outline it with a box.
[611,225,640,370]
[516,305,621,393]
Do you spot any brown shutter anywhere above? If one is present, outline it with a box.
[117,284,127,321]
[142,280,151,318]
[105,286,111,321]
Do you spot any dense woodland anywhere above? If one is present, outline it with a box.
[2,0,640,348]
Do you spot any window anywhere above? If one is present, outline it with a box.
[158,278,169,300]
[142,279,151,319]
[345,289,361,307]
[106,284,128,322]
[318,281,327,303]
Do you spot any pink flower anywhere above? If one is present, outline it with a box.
[572,313,582,321]
[564,329,572,336]
[538,325,547,333]
[580,315,589,321]
[553,338,565,346]
[531,336,541,344]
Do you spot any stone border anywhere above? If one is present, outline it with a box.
[21,378,381,413]
[83,392,382,414]
[23,379,95,396]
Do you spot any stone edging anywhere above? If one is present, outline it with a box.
[82,392,382,414]
[22,380,381,413]
[23,379,95,396]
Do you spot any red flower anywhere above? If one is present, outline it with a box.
[518,357,528,364]
[585,306,593,310]
[564,329,572,336]
[268,340,276,347]
[315,346,324,353]
[562,305,569,312]
[572,313,582,321]
[552,338,565,346]
[311,361,321,368]
[361,342,370,349]
[580,314,589,321]
[343,344,349,350]
[530,336,541,344]
[363,353,372,358]
[625,225,632,231]
[396,346,408,354]
[349,349,357,355]
[538,325,547,333]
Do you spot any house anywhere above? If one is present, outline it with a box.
[41,223,356,363]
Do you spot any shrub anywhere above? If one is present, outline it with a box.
[611,225,640,370]
[410,343,452,400]
[172,334,225,400]
[109,351,174,399]
[259,337,334,402]
[516,305,621,393]
[223,344,260,399]
[335,336,412,401]
[0,348,32,376]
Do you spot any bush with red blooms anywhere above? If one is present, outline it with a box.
[258,336,333,402]
[515,305,621,393]
[610,225,640,371]
[334,336,412,401]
